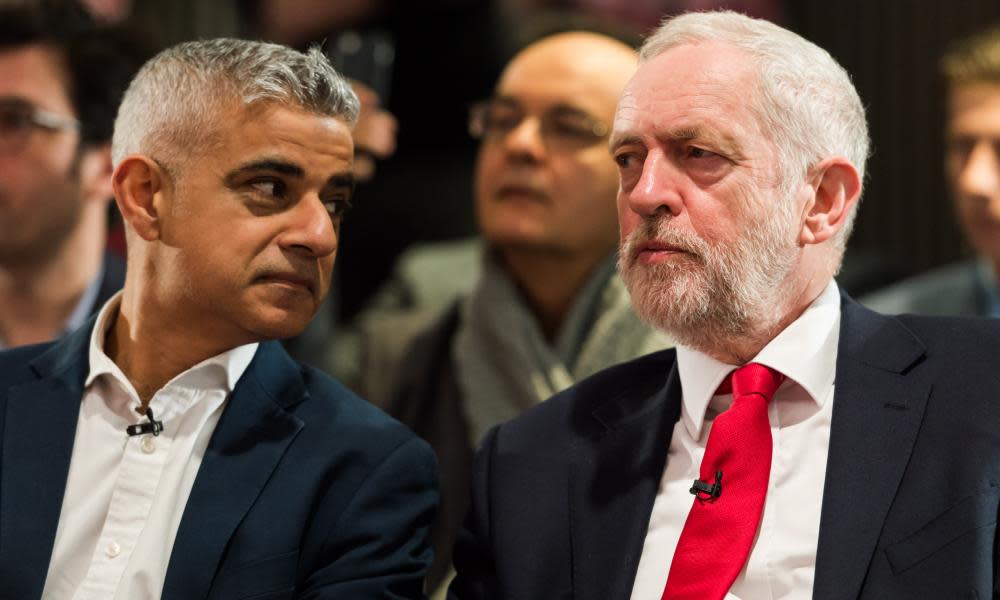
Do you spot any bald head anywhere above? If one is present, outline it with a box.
[497,32,637,115]
[474,31,637,266]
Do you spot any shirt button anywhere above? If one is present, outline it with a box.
[140,436,156,453]
[106,540,121,558]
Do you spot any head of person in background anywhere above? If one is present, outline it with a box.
[469,31,637,337]
[943,26,1000,283]
[0,0,150,348]
[860,25,1000,317]
[364,31,664,595]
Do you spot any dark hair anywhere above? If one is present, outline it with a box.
[0,0,156,145]
[941,25,1000,87]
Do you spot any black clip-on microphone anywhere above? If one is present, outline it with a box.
[126,407,164,437]
[690,470,723,502]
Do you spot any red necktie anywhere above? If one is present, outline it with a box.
[661,363,785,600]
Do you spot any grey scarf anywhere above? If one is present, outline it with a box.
[453,251,671,447]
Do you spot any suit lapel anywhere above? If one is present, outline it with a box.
[161,342,305,600]
[570,358,681,600]
[813,297,930,600]
[0,324,91,598]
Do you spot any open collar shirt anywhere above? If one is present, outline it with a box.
[630,280,841,600]
[41,293,258,600]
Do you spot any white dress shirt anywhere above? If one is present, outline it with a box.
[41,293,258,600]
[630,280,841,600]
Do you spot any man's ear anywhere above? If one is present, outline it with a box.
[798,157,862,246]
[112,155,168,242]
[79,142,114,207]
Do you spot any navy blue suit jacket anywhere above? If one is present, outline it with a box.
[0,321,438,599]
[449,294,1000,599]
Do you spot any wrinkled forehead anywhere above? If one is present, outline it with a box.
[613,43,765,140]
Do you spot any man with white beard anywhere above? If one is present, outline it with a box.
[448,10,1000,600]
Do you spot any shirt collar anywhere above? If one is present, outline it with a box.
[676,279,842,440]
[85,291,259,400]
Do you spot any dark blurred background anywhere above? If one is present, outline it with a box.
[82,0,1000,320]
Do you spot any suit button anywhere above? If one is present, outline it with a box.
[106,540,121,558]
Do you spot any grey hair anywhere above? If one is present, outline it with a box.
[640,11,870,256]
[111,38,359,168]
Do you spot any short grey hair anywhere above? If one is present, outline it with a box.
[112,38,359,168]
[640,11,870,254]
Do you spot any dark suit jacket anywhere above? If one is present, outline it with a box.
[449,294,1000,599]
[0,320,439,599]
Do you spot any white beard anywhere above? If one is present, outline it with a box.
[618,198,798,354]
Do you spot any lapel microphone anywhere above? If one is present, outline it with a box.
[126,407,164,437]
[690,470,723,502]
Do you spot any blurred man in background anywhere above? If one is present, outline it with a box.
[0,1,149,349]
[863,25,1000,316]
[360,31,669,594]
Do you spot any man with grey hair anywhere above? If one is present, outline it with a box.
[0,38,437,599]
[449,11,1000,600]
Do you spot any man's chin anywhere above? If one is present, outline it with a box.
[247,320,310,342]
[241,305,316,342]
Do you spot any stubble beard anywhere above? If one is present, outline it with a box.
[618,199,798,356]
[0,180,84,269]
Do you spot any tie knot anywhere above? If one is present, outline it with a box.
[715,363,785,402]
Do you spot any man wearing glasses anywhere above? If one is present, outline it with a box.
[0,3,147,349]
[359,31,669,595]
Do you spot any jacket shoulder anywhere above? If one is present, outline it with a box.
[295,362,435,458]
[858,261,981,316]
[0,342,56,387]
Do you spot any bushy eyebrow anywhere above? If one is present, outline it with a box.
[324,173,355,193]
[224,158,355,191]
[224,158,304,186]
[673,125,747,156]
[609,125,746,159]
[608,134,641,155]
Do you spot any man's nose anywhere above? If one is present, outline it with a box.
[500,116,546,162]
[624,149,685,218]
[956,139,1000,202]
[279,194,338,257]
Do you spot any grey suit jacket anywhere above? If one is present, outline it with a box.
[860,259,996,317]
